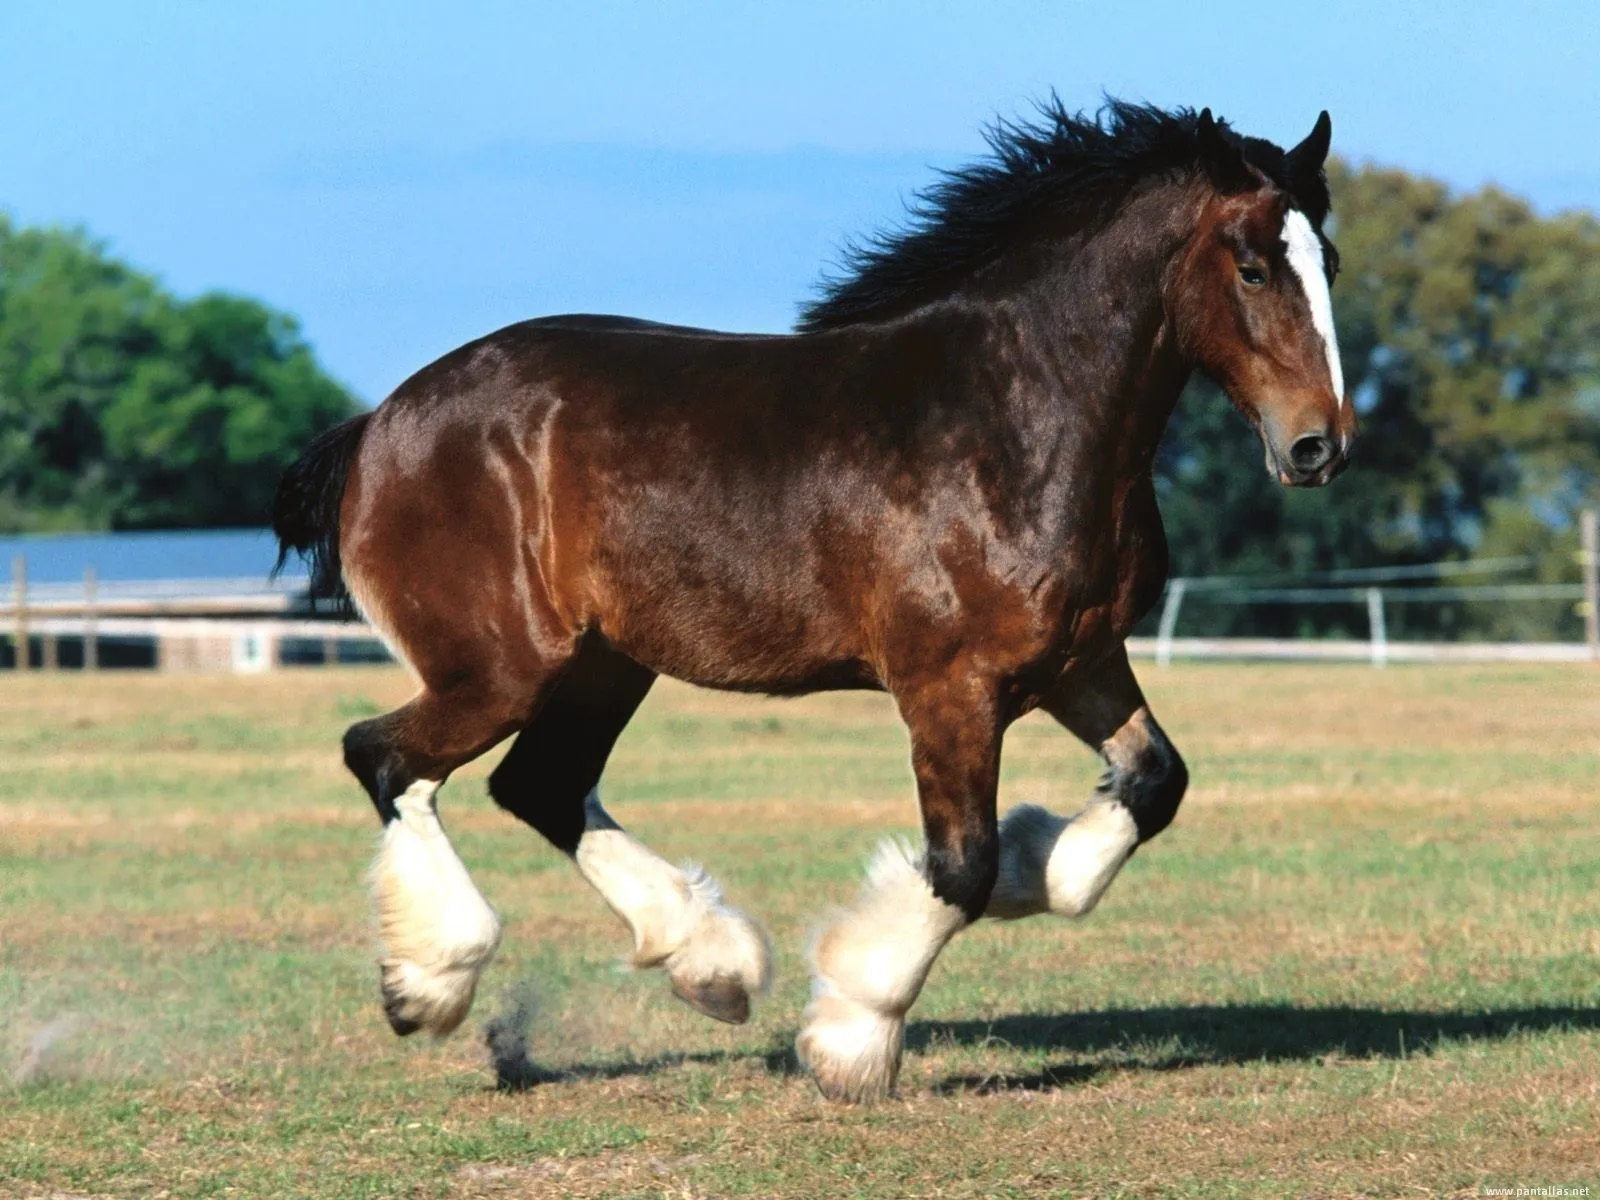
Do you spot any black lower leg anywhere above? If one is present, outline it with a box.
[1103,723,1188,844]
[342,711,413,823]
[1042,648,1188,846]
[488,637,655,854]
[924,821,1000,923]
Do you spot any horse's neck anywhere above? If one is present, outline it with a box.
[1008,185,1198,472]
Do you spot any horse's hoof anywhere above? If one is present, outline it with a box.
[379,966,424,1036]
[384,1006,423,1037]
[656,878,770,1024]
[378,959,476,1038]
[379,963,427,1036]
[796,992,903,1104]
[671,974,751,1025]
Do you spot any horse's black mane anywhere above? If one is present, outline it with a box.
[798,97,1322,332]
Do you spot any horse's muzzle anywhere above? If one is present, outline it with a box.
[1268,430,1353,487]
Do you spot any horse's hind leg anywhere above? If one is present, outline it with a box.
[343,675,556,1038]
[487,638,770,1024]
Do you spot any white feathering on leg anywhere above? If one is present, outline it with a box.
[988,800,1139,919]
[667,862,772,993]
[798,840,967,1103]
[370,780,501,1036]
[573,791,769,1023]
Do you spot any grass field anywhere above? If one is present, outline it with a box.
[2,662,1597,1198]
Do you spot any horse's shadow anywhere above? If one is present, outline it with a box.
[491,1002,1600,1094]
[905,1003,1600,1094]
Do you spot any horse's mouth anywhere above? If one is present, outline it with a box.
[1265,441,1352,488]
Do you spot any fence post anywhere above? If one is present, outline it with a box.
[84,565,99,672]
[12,555,27,672]
[1582,508,1599,662]
[1367,586,1387,669]
[1156,578,1188,668]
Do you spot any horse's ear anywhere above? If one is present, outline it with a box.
[1287,111,1333,183]
[1195,107,1254,192]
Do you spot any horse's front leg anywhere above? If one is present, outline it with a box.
[797,675,1002,1104]
[987,645,1188,920]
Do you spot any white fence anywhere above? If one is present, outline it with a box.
[1130,636,1594,666]
[1149,514,1599,667]
[0,559,353,672]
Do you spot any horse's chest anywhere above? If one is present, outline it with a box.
[1056,485,1168,651]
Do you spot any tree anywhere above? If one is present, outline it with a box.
[0,214,361,532]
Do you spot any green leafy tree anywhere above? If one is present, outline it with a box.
[0,214,360,532]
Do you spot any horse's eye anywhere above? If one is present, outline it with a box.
[1238,264,1267,288]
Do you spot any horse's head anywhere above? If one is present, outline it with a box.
[1171,110,1353,487]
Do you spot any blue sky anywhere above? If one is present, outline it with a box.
[3,1,1597,404]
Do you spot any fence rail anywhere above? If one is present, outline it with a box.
[2,575,306,604]
[1152,520,1600,668]
[1128,636,1594,665]
[3,555,342,672]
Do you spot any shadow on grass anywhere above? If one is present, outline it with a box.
[491,1043,804,1092]
[490,1003,1599,1094]
[483,981,806,1092]
[907,1004,1600,1094]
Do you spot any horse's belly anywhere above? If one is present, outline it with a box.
[593,563,873,695]
[605,621,876,695]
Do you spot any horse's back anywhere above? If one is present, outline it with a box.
[339,315,882,693]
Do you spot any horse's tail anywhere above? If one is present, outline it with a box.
[271,412,372,608]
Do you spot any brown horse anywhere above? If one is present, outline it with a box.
[273,100,1352,1104]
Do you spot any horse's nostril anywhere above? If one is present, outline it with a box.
[1289,434,1336,474]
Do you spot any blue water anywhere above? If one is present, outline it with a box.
[0,529,302,583]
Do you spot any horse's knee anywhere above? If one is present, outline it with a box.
[926,831,999,923]
[1119,733,1187,843]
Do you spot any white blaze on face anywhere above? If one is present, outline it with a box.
[1280,208,1345,406]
